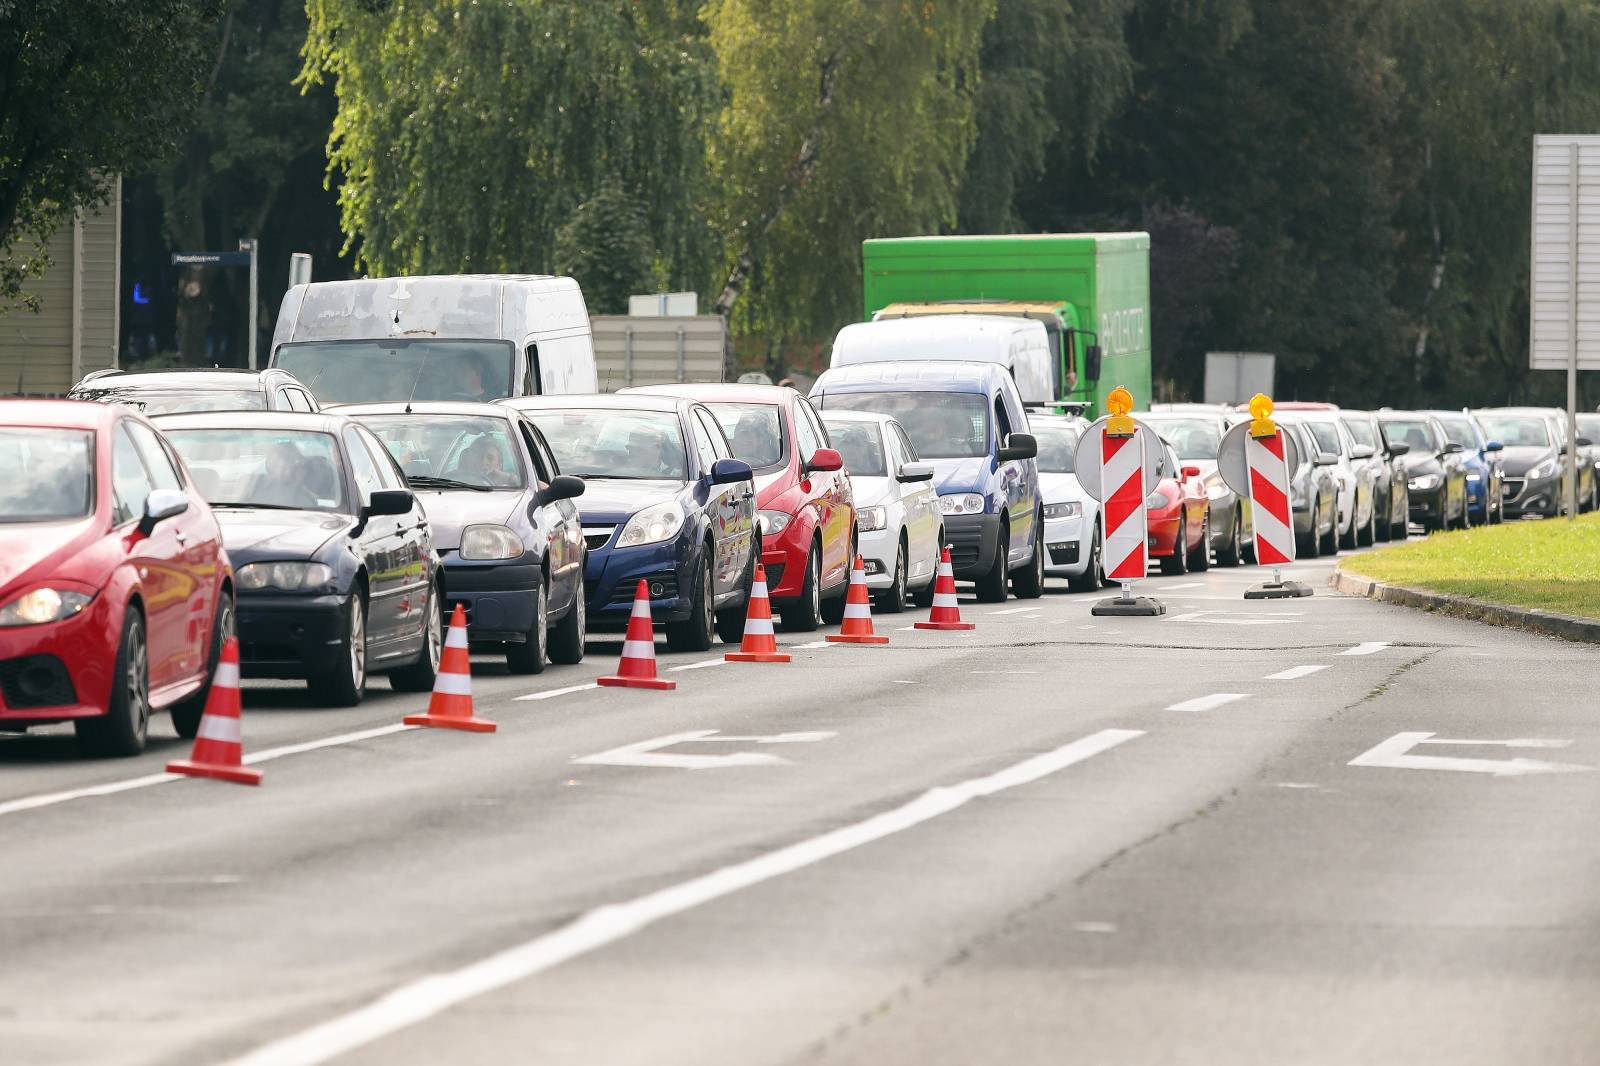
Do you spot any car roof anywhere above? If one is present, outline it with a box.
[1149,402,1234,414]
[1026,412,1087,431]
[1266,401,1340,411]
[0,397,121,430]
[1422,409,1474,421]
[151,411,350,433]
[74,368,279,390]
[818,409,895,426]
[500,393,688,415]
[1475,406,1561,416]
[1375,410,1438,420]
[812,361,1005,392]
[625,383,796,405]
[1140,409,1224,422]
[332,400,517,420]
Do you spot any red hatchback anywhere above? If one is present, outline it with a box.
[627,384,855,630]
[1148,437,1211,575]
[0,400,232,756]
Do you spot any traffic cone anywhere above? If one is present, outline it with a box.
[166,637,263,785]
[404,604,497,732]
[915,546,975,631]
[726,564,790,663]
[597,580,677,690]
[827,555,890,644]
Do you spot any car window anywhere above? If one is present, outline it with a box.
[356,428,408,491]
[1144,418,1219,460]
[1341,415,1376,449]
[360,414,528,490]
[516,421,553,486]
[695,409,732,460]
[689,412,720,474]
[111,424,154,525]
[823,420,887,477]
[1474,415,1550,448]
[164,428,347,512]
[0,428,95,522]
[993,396,1014,442]
[344,427,384,504]
[525,408,688,480]
[820,391,989,459]
[1033,423,1078,474]
[1436,417,1478,450]
[800,398,830,447]
[1300,419,1342,456]
[892,424,920,463]
[125,421,183,493]
[705,402,786,470]
[792,403,821,463]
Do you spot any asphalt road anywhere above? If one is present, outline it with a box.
[4,553,1599,1066]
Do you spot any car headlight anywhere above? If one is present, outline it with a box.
[618,501,685,548]
[758,509,793,536]
[1408,474,1442,491]
[1528,460,1558,480]
[1043,501,1082,519]
[459,524,524,561]
[236,561,335,591]
[857,505,887,532]
[938,492,986,516]
[0,587,93,627]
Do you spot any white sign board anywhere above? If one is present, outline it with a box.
[1203,352,1275,406]
[1531,136,1600,370]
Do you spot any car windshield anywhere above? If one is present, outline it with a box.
[164,428,346,512]
[73,387,266,416]
[1380,419,1437,453]
[1032,423,1079,473]
[1144,418,1220,460]
[358,415,526,489]
[1435,417,1478,449]
[0,428,94,522]
[704,403,786,470]
[524,408,687,480]
[275,339,515,405]
[819,391,989,459]
[822,420,886,477]
[1341,415,1376,449]
[1475,415,1551,448]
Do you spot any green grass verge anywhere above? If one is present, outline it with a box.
[1345,512,1600,620]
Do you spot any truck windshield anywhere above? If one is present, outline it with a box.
[820,391,989,459]
[274,339,516,405]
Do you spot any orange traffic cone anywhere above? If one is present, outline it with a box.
[827,555,890,644]
[404,604,497,732]
[597,580,677,690]
[915,546,975,631]
[166,637,262,785]
[726,564,790,663]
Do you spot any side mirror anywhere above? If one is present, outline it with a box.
[897,461,934,483]
[1443,442,1464,454]
[997,432,1037,462]
[541,474,585,503]
[1484,440,1503,452]
[1085,343,1103,381]
[1351,445,1374,460]
[139,489,189,534]
[709,458,753,485]
[805,447,844,474]
[1181,464,1202,479]
[364,488,414,517]
[1315,452,1338,467]
[1387,442,1411,457]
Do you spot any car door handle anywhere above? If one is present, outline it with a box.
[173,530,188,545]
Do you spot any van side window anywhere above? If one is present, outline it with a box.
[993,396,1014,444]
[524,344,541,395]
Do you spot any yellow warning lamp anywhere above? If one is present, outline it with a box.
[1248,393,1277,439]
[1105,385,1136,437]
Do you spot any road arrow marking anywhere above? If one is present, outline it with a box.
[1349,732,1593,776]
[572,729,836,771]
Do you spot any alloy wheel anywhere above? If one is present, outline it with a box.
[127,625,150,742]
[349,597,367,691]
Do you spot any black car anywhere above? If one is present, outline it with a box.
[71,368,320,415]
[1476,407,1596,518]
[502,394,757,653]
[340,401,587,674]
[156,411,441,705]
[1376,411,1469,531]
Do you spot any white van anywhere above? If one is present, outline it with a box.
[269,274,599,405]
[829,315,1053,404]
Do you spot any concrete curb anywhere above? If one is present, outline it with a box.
[1329,567,1600,644]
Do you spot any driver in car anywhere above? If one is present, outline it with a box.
[257,442,319,508]
[451,436,518,487]
[631,429,683,479]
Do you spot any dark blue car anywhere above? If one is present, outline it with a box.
[502,395,757,652]
[1427,410,1504,525]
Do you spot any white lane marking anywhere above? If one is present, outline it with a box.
[1163,611,1212,622]
[1077,624,1097,630]
[891,680,916,685]
[217,728,1145,1066]
[0,723,416,820]
[514,682,600,702]
[1339,641,1391,656]
[970,670,1038,675]
[896,625,916,631]
[1264,664,1329,681]
[990,606,1041,616]
[572,729,835,770]
[1072,921,1118,934]
[791,640,838,650]
[669,658,730,672]
[1349,732,1592,776]
[1166,693,1249,713]
[1161,582,1204,590]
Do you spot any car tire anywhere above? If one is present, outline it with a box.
[1069,527,1104,592]
[819,533,855,626]
[975,524,1009,603]
[76,607,150,758]
[390,576,445,692]
[1011,514,1045,599]
[548,576,587,665]
[715,547,756,645]
[1189,512,1210,572]
[666,555,716,653]
[1160,519,1188,575]
[911,528,944,607]
[1338,509,1357,550]
[172,590,234,739]
[313,590,368,706]
[876,540,909,613]
[1217,509,1243,567]
[780,544,823,632]
[1320,502,1339,555]
[505,578,549,674]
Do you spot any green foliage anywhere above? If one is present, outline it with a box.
[0,0,224,311]
[553,180,657,315]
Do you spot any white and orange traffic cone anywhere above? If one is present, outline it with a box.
[597,580,677,690]
[827,555,889,644]
[404,604,497,732]
[915,546,975,631]
[726,564,790,663]
[166,637,263,785]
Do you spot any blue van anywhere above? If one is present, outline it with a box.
[810,362,1042,602]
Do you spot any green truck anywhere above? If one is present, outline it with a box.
[861,233,1152,417]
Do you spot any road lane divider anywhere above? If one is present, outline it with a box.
[1165,693,1249,713]
[214,728,1145,1066]
[1339,641,1391,656]
[1263,665,1329,680]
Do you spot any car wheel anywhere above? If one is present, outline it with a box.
[172,590,234,739]
[715,547,755,645]
[1069,526,1104,592]
[1190,511,1211,572]
[548,575,588,665]
[780,544,823,632]
[666,555,715,653]
[876,540,909,613]
[975,524,1009,603]
[313,591,368,706]
[1160,519,1188,575]
[506,577,549,674]
[1217,508,1243,567]
[390,576,445,692]
[1012,514,1045,598]
[1320,500,1339,555]
[76,608,150,758]
[1338,508,1357,550]
[911,529,944,607]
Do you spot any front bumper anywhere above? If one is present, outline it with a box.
[1147,512,1181,556]
[760,520,812,601]
[944,513,1001,579]
[442,559,540,642]
[1503,474,1560,517]
[1408,483,1446,524]
[237,592,347,679]
[0,603,112,723]
[856,525,899,589]
[584,537,696,627]
[1042,514,1091,576]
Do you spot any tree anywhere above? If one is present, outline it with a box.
[553,180,657,315]
[0,0,223,311]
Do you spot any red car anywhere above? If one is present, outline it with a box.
[627,384,855,630]
[0,400,232,756]
[1148,438,1211,575]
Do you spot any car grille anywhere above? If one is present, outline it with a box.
[1047,542,1079,566]
[763,563,785,590]
[945,523,985,570]
[1502,479,1524,501]
[583,526,615,551]
[0,654,77,708]
[610,572,678,604]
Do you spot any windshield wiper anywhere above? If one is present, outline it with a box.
[210,502,312,511]
[407,475,494,492]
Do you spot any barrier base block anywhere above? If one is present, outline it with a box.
[1090,594,1167,617]
[1244,580,1314,600]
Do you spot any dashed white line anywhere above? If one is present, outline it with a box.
[215,728,1146,1066]
[1161,582,1205,591]
[514,682,600,702]
[1339,641,1391,656]
[669,658,730,672]
[791,640,838,650]
[1264,665,1329,681]
[1166,693,1249,713]
[990,606,1042,616]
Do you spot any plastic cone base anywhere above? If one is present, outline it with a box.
[403,711,498,733]
[166,759,263,786]
[914,619,976,631]
[725,649,791,663]
[826,631,889,644]
[597,674,677,690]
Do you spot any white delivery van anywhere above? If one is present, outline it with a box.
[269,274,599,405]
[829,315,1053,405]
